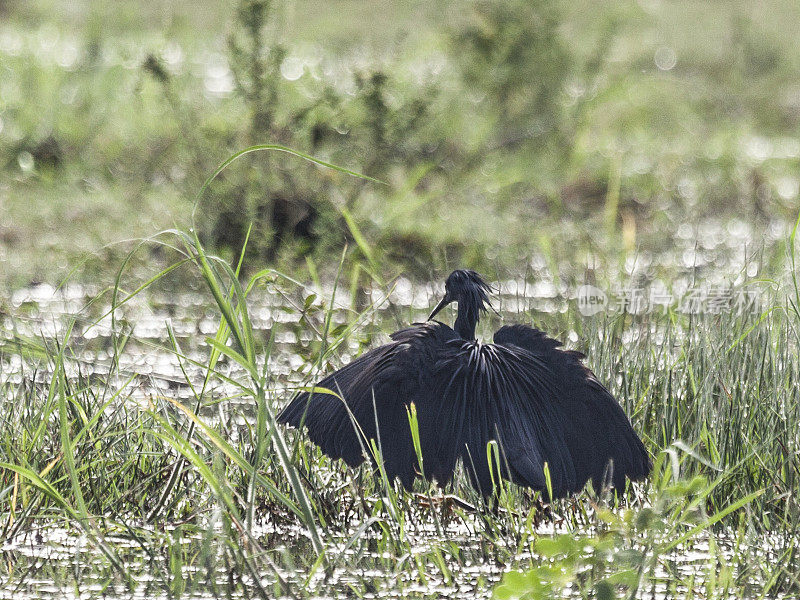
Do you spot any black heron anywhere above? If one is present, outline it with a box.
[278,270,650,498]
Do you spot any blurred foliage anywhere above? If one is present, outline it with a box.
[1,0,800,286]
[449,0,573,153]
[141,0,455,274]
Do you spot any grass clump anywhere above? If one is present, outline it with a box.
[1,220,799,597]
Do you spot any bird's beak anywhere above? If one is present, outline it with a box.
[428,295,450,321]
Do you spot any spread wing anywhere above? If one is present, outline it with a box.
[279,321,650,497]
[491,324,651,495]
[277,321,462,488]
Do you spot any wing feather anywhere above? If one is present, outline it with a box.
[278,322,461,488]
[278,320,650,497]
[493,324,651,493]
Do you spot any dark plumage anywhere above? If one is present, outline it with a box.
[278,270,650,498]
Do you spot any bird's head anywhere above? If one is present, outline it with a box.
[428,270,492,323]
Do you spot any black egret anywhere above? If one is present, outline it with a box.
[278,270,650,498]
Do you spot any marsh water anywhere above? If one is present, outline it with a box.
[1,519,768,600]
[1,223,796,599]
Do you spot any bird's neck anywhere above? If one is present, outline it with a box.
[454,302,478,340]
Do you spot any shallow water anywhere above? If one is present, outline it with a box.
[0,517,750,599]
[2,508,793,599]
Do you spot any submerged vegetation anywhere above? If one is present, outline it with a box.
[2,0,800,597]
